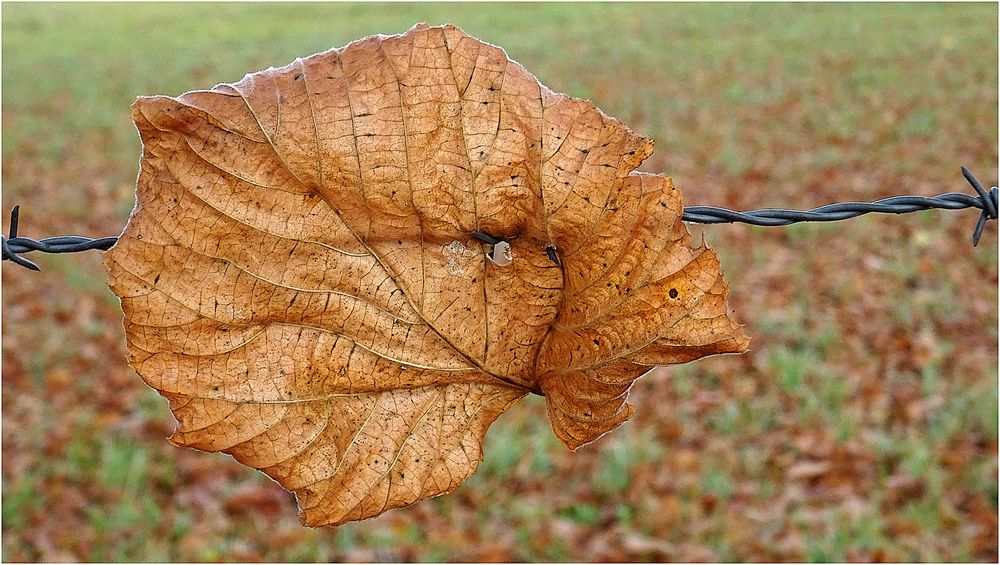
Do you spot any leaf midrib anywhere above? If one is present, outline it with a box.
[229,50,529,394]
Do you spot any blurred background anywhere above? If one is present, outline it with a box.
[2,3,996,561]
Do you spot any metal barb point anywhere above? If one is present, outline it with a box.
[961,167,998,247]
[2,207,41,271]
[470,230,501,245]
[545,243,561,267]
[9,206,20,238]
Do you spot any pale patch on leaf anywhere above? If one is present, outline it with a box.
[105,23,748,526]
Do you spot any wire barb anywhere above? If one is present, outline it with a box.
[2,207,118,272]
[2,167,995,272]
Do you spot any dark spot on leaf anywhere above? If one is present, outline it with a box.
[669,288,679,299]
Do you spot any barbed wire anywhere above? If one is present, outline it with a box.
[684,167,998,245]
[2,167,996,272]
[1,206,118,272]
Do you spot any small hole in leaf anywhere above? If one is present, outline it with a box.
[669,288,679,299]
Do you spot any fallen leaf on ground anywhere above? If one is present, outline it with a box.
[787,460,833,480]
[105,23,748,526]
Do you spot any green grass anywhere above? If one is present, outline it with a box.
[2,429,182,561]
[4,3,996,180]
[594,425,665,496]
[1,475,42,532]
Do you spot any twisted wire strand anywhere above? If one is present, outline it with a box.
[2,168,996,272]
[1,206,118,271]
[683,168,998,247]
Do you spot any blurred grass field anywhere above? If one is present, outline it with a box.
[2,3,997,562]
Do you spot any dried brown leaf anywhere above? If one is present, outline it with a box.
[105,23,748,526]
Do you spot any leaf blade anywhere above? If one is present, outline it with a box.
[106,23,747,525]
